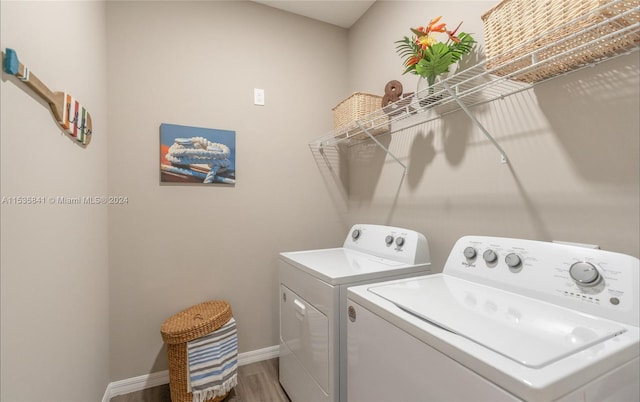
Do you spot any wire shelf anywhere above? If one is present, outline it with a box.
[311,0,639,150]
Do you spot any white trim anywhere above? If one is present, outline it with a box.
[238,344,279,366]
[103,345,279,400]
[107,370,170,398]
[101,386,111,402]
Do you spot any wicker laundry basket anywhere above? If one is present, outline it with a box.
[161,300,233,402]
[482,0,640,82]
[332,92,389,139]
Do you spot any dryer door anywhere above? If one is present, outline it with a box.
[280,284,329,393]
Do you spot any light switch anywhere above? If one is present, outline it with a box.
[254,88,265,106]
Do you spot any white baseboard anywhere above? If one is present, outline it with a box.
[103,345,279,401]
[105,369,171,400]
[237,344,279,366]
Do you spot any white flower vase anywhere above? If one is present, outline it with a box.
[415,75,445,108]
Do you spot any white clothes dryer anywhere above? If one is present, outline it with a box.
[347,236,639,402]
[279,224,431,402]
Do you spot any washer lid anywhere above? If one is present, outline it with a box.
[368,275,627,368]
[280,248,426,285]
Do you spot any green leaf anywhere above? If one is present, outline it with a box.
[403,64,417,75]
[396,29,476,78]
[415,42,453,78]
[410,28,427,37]
[448,32,475,63]
[395,36,422,73]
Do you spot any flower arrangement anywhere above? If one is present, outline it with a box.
[396,16,475,89]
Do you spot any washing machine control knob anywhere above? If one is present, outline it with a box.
[352,229,361,240]
[570,261,602,287]
[505,253,522,268]
[483,249,498,263]
[385,235,394,245]
[463,247,477,259]
[395,237,405,247]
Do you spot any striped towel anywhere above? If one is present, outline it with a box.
[187,318,238,402]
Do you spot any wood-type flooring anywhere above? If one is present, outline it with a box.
[110,358,290,402]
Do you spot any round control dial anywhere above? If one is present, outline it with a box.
[483,249,498,263]
[463,247,477,259]
[570,261,602,287]
[352,229,361,240]
[395,237,405,247]
[385,235,394,245]
[505,253,522,268]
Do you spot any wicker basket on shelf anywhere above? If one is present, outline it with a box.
[160,300,233,402]
[482,0,640,83]
[332,92,389,140]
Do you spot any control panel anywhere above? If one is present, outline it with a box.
[345,224,430,265]
[445,236,639,326]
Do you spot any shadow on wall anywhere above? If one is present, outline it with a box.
[440,45,488,168]
[152,343,168,374]
[407,128,436,189]
[406,44,489,188]
[311,131,407,225]
[346,134,396,203]
[442,112,475,166]
[309,143,350,218]
[534,54,639,184]
[506,162,552,240]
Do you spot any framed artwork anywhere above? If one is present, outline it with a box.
[160,123,236,185]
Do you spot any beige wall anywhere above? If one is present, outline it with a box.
[343,1,640,269]
[0,1,109,401]
[106,1,348,381]
[2,0,638,395]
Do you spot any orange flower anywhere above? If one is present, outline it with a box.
[431,23,446,33]
[406,55,421,67]
[447,21,463,43]
[427,16,441,30]
[396,15,475,80]
[427,16,446,33]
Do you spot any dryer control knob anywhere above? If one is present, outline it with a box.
[352,229,361,240]
[463,247,477,259]
[505,253,522,268]
[483,249,498,263]
[395,237,405,247]
[385,235,394,245]
[570,261,602,287]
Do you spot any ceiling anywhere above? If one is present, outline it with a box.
[251,1,376,28]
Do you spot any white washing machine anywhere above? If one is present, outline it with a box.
[279,224,431,402]
[347,236,640,402]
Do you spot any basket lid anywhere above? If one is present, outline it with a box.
[160,300,232,344]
